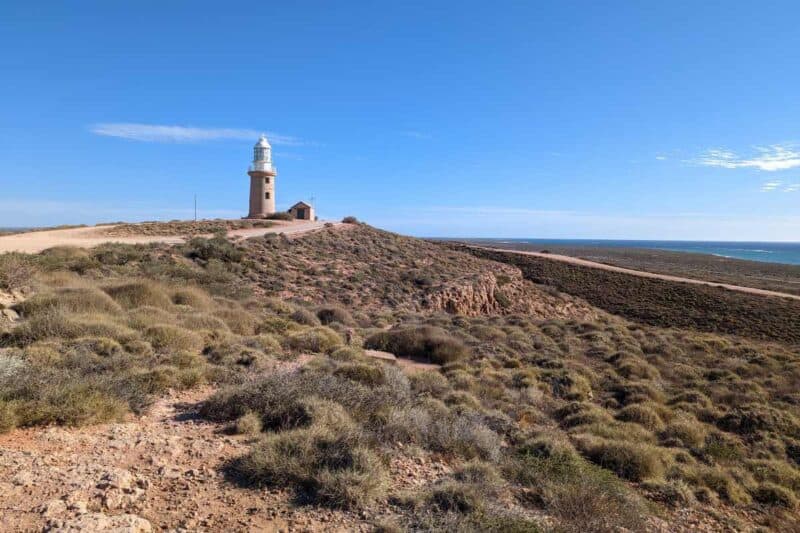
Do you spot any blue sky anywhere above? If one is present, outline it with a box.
[1,1,799,240]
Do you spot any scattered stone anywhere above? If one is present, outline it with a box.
[98,468,135,492]
[12,470,34,487]
[46,512,152,532]
[39,499,67,518]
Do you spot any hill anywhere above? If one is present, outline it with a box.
[0,222,799,531]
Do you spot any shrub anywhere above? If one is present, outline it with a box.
[329,346,364,362]
[555,402,614,428]
[508,438,646,533]
[179,313,230,332]
[15,288,122,317]
[183,236,244,263]
[286,327,343,354]
[214,308,259,335]
[67,336,122,357]
[683,465,752,505]
[316,305,355,326]
[426,481,483,513]
[290,308,321,326]
[5,310,136,346]
[616,403,665,432]
[171,287,214,310]
[127,306,176,329]
[243,334,282,354]
[0,253,36,290]
[752,482,797,508]
[409,371,451,398]
[266,212,294,221]
[144,324,203,353]
[342,216,358,224]
[235,412,263,435]
[575,436,667,481]
[229,421,387,509]
[333,363,386,387]
[661,418,707,449]
[453,460,503,489]
[205,342,264,368]
[104,281,173,309]
[364,326,469,364]
[641,479,696,508]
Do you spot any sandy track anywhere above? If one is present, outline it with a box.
[0,220,332,254]
[483,247,800,302]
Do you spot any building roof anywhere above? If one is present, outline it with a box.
[255,134,271,148]
[289,201,312,209]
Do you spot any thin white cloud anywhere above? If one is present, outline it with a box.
[90,123,304,146]
[655,155,667,161]
[761,180,783,192]
[784,183,800,192]
[694,144,800,172]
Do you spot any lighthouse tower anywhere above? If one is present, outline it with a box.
[247,135,277,218]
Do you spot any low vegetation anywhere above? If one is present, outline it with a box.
[2,222,800,530]
[466,240,800,296]
[460,245,800,344]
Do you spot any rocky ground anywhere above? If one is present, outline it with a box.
[0,352,461,533]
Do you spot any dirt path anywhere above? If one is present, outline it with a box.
[483,247,800,302]
[0,220,332,254]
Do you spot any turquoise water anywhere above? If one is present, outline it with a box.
[475,239,800,266]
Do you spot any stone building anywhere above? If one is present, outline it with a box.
[247,135,276,218]
[288,201,315,221]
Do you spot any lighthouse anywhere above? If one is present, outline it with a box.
[247,134,277,218]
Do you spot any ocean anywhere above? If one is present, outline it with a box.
[472,239,800,266]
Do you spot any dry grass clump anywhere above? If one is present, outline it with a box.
[316,305,355,326]
[0,253,37,290]
[171,286,214,310]
[15,288,123,317]
[104,281,173,309]
[5,310,136,346]
[365,326,469,364]
[615,402,665,432]
[506,434,647,532]
[574,435,669,481]
[231,414,387,508]
[329,346,365,362]
[286,327,343,354]
[213,307,259,335]
[144,324,203,353]
[290,308,321,326]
